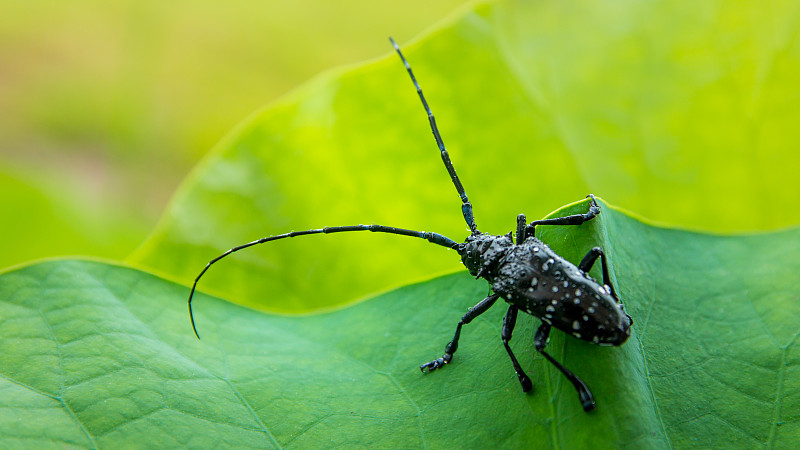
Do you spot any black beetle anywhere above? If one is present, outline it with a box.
[188,37,633,412]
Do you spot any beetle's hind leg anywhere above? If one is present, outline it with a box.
[578,246,617,299]
[502,305,533,392]
[421,294,499,372]
[534,323,596,412]
[579,247,632,324]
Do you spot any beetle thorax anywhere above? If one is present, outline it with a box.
[458,233,514,279]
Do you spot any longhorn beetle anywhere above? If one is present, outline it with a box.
[188,37,633,412]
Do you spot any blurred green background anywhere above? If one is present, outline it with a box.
[0,0,469,269]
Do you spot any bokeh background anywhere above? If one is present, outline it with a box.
[0,0,469,269]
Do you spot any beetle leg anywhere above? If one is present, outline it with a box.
[578,246,618,299]
[502,305,533,392]
[516,214,527,244]
[579,247,632,325]
[526,194,600,237]
[420,294,499,373]
[534,323,596,412]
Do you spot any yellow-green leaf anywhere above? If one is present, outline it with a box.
[130,0,800,312]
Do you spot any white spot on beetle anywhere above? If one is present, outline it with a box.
[582,315,589,321]
[551,299,558,306]
[528,287,534,293]
[546,305,555,313]
[542,258,554,271]
[572,320,580,330]
[531,277,538,286]
[573,298,581,305]
[563,281,569,288]
[552,286,559,293]
[573,333,581,339]
[545,313,553,319]
[588,307,596,314]
[575,289,582,297]
[592,336,600,344]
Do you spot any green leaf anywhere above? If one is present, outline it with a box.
[2,204,797,448]
[129,0,800,312]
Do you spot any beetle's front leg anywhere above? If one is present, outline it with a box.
[420,294,499,372]
[526,195,600,237]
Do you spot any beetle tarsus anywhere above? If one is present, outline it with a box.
[580,391,596,412]
[518,373,533,393]
[420,353,451,373]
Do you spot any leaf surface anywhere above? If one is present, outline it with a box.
[3,204,798,448]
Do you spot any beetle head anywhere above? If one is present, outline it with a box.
[457,233,514,279]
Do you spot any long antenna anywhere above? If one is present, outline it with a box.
[389,37,478,234]
[188,224,459,339]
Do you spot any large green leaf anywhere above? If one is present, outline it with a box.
[129,0,800,312]
[2,204,797,448]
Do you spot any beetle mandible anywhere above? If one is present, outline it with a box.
[187,37,633,412]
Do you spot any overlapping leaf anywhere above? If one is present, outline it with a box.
[130,0,800,312]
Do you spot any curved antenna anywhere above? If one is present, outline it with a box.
[389,37,478,234]
[188,224,459,339]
